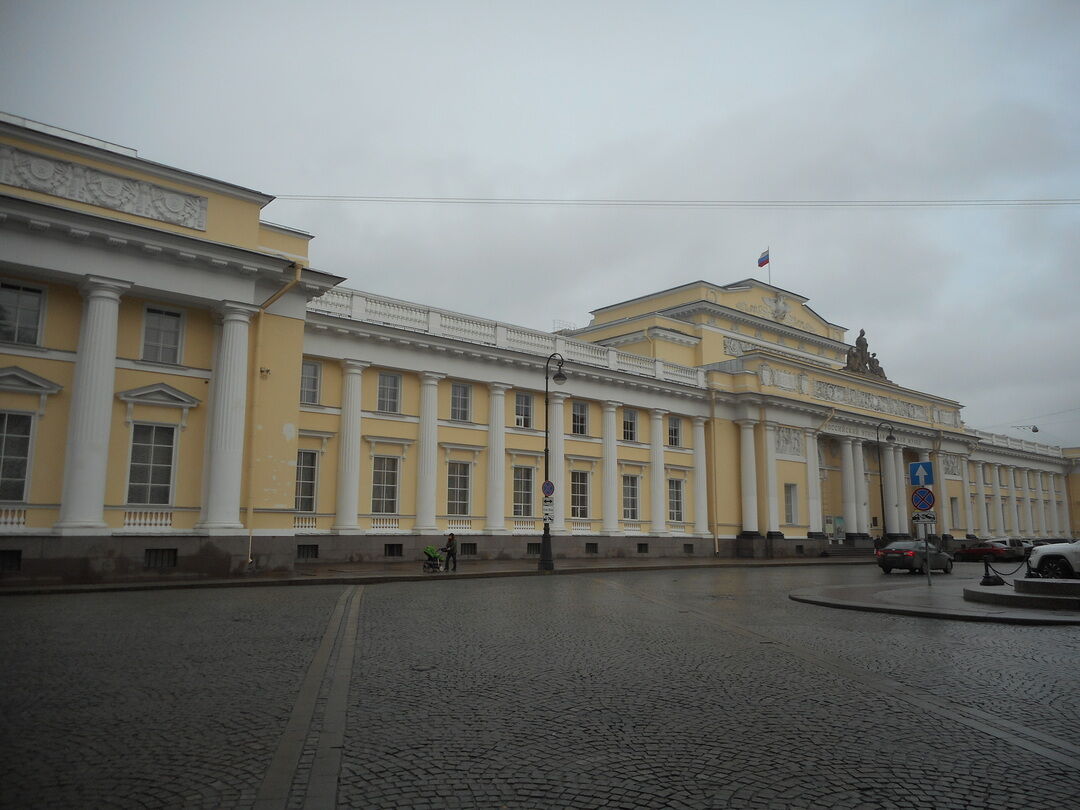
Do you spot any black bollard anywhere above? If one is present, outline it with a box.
[980,556,1005,586]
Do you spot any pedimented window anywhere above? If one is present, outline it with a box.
[0,366,62,415]
[116,382,201,429]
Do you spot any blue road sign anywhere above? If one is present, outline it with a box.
[542,480,555,497]
[911,487,935,511]
[908,461,934,486]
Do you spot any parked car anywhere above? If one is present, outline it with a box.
[951,541,1023,562]
[1027,540,1080,579]
[876,541,953,574]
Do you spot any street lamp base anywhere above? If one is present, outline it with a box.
[539,521,555,572]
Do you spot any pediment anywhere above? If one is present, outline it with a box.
[116,383,201,408]
[0,366,63,395]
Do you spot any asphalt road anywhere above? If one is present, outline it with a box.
[2,565,1078,809]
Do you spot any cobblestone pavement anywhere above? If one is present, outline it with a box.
[3,566,1079,809]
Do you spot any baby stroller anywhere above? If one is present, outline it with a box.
[422,545,444,573]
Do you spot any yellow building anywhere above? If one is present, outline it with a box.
[1,113,1076,581]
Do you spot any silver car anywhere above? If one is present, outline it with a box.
[876,540,954,575]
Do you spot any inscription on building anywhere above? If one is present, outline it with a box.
[814,380,929,422]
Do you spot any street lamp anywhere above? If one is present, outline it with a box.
[875,422,896,545]
[1012,425,1039,433]
[540,352,567,572]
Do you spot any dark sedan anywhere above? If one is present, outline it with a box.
[951,541,1023,562]
[876,541,953,574]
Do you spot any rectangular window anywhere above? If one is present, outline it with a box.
[295,450,318,512]
[372,456,399,513]
[460,542,478,556]
[622,409,637,442]
[784,483,798,524]
[0,412,32,501]
[950,497,959,529]
[683,543,694,554]
[300,360,321,405]
[450,382,471,422]
[296,544,319,560]
[144,548,177,569]
[513,466,534,516]
[0,281,43,346]
[447,461,470,515]
[668,416,682,447]
[637,543,649,554]
[622,475,639,520]
[571,471,589,518]
[585,542,598,554]
[142,307,182,364]
[383,543,403,557]
[377,373,401,413]
[127,424,175,505]
[571,401,588,435]
[515,392,533,428]
[668,479,684,522]
[526,542,541,555]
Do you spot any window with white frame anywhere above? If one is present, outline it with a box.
[451,383,471,422]
[447,461,470,515]
[571,471,590,518]
[0,412,31,501]
[622,475,639,520]
[622,409,638,442]
[377,373,401,413]
[295,450,318,512]
[300,360,321,405]
[571,401,588,435]
[515,392,533,428]
[668,416,682,447]
[128,424,175,505]
[950,497,959,528]
[0,281,43,346]
[669,478,684,522]
[142,307,182,364]
[372,456,399,513]
[513,466,534,516]
[784,483,798,524]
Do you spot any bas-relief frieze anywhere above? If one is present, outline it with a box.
[775,427,804,457]
[0,145,207,230]
[732,296,815,332]
[814,380,929,422]
[943,454,962,477]
[759,363,809,394]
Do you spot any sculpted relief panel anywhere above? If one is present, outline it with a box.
[943,454,962,477]
[775,427,804,457]
[814,380,930,422]
[759,363,809,394]
[0,145,208,230]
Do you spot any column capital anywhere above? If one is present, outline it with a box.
[650,408,668,419]
[217,301,259,323]
[734,419,757,428]
[78,275,132,299]
[693,415,708,426]
[549,391,569,404]
[488,382,512,393]
[341,359,370,373]
[603,400,622,412]
[420,371,445,385]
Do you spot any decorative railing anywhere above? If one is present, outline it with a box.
[512,518,538,533]
[308,288,708,389]
[370,516,400,531]
[447,518,472,531]
[123,510,173,528]
[570,520,594,533]
[970,429,1062,456]
[293,515,317,529]
[621,521,645,533]
[0,508,27,527]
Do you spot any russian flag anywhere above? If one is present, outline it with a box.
[758,249,769,267]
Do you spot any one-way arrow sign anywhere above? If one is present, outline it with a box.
[908,461,935,486]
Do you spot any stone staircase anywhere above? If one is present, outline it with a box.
[963,577,1080,611]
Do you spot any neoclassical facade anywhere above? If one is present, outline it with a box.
[1,113,1076,581]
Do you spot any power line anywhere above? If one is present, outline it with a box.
[273,194,1080,209]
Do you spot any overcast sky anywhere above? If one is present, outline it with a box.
[2,0,1078,446]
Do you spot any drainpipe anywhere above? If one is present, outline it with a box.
[243,261,304,566]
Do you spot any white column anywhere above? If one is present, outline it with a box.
[1049,474,1062,537]
[840,438,858,540]
[1058,474,1073,538]
[601,402,620,534]
[853,440,870,536]
[763,423,781,537]
[990,463,1004,537]
[485,383,511,534]
[649,410,669,535]
[805,429,823,536]
[736,420,759,536]
[414,371,444,534]
[961,457,976,537]
[333,360,368,531]
[1006,466,1018,538]
[197,302,257,530]
[1022,469,1035,538]
[880,443,896,536]
[549,393,567,532]
[693,417,709,536]
[974,462,987,537]
[56,276,132,529]
[893,444,908,535]
[935,451,952,536]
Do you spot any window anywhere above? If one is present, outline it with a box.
[668,416,682,447]
[784,483,798,524]
[0,412,31,501]
[297,544,319,560]
[144,548,177,569]
[622,409,637,442]
[515,392,533,428]
[295,450,318,512]
[585,542,598,554]
[142,307,182,364]
[0,282,43,345]
[448,461,470,515]
[383,543,403,557]
[300,360,321,404]
[377,373,401,413]
[950,497,959,528]
[527,542,541,555]
[622,475,639,520]
[460,542,478,556]
[372,456,399,513]
[683,543,694,555]
[668,479,684,522]
[451,383,471,422]
[513,466,534,516]
[637,543,650,554]
[571,401,588,435]
[571,471,589,518]
[127,424,175,505]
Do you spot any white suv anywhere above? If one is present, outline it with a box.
[1028,540,1080,579]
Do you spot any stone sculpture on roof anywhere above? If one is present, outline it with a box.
[843,328,889,381]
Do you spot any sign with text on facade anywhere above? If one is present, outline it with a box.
[908,461,935,486]
[542,496,554,520]
[911,512,937,524]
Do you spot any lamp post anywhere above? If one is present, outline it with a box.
[540,352,566,572]
[875,422,896,546]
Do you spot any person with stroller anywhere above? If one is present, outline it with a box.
[441,532,458,572]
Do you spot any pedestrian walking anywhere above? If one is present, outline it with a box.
[441,533,458,572]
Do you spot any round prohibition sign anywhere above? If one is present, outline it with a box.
[911,487,935,511]
[542,480,555,497]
